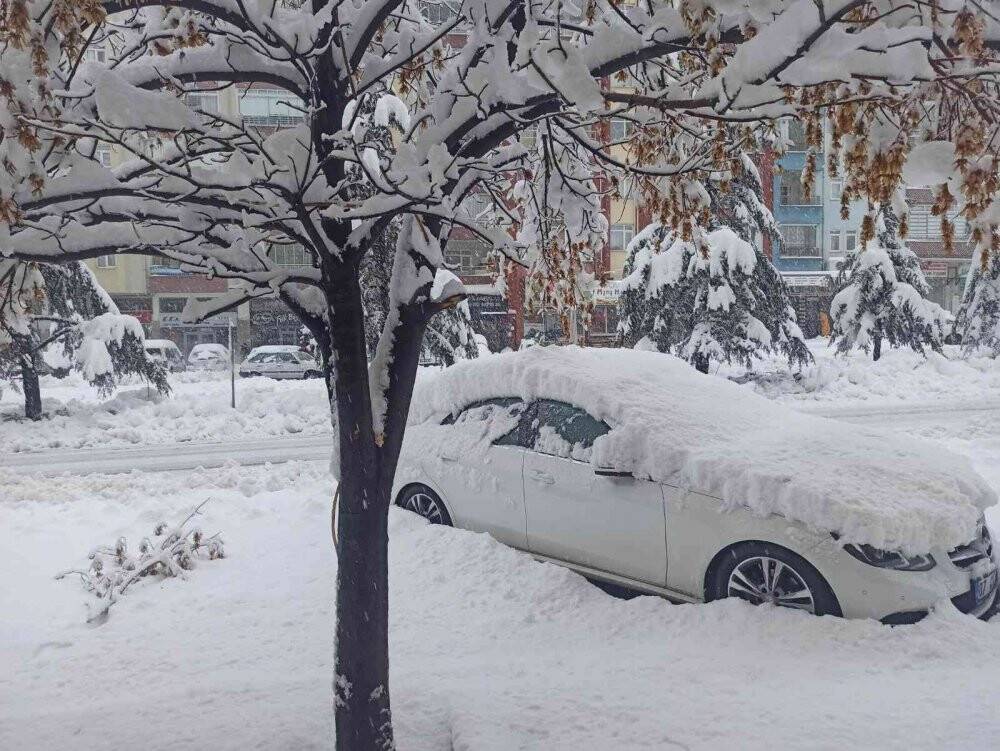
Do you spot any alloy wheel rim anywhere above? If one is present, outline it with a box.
[404,492,444,524]
[727,555,816,613]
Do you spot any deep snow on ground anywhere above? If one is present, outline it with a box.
[4,344,1000,749]
[0,371,331,452]
[2,463,1000,751]
[741,340,1000,408]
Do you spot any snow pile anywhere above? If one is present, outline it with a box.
[411,347,994,553]
[3,466,1000,750]
[746,340,1000,409]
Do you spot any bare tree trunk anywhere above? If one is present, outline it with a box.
[17,342,43,421]
[873,335,883,361]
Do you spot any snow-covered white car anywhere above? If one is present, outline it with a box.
[143,339,186,372]
[395,347,998,623]
[187,343,230,370]
[239,345,321,380]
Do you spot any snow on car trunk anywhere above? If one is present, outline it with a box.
[410,347,996,554]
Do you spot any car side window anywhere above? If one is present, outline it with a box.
[528,399,610,460]
[441,398,529,446]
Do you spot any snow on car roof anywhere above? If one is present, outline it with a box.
[248,345,302,353]
[411,346,995,554]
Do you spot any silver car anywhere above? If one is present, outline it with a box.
[239,346,321,379]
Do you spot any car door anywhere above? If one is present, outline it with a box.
[427,398,530,550]
[522,400,667,586]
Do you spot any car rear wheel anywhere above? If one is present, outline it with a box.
[396,485,452,526]
[709,542,841,617]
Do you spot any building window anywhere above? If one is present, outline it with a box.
[96,255,117,268]
[785,120,808,150]
[420,0,457,25]
[95,145,112,167]
[907,203,969,241]
[185,92,220,115]
[268,244,313,267]
[779,225,820,257]
[779,171,820,206]
[845,231,857,252]
[829,179,843,201]
[83,45,107,64]
[609,223,635,251]
[443,237,491,274]
[158,297,187,313]
[240,88,305,127]
[829,232,840,253]
[610,118,634,142]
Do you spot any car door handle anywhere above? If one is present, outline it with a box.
[441,455,457,463]
[530,469,555,485]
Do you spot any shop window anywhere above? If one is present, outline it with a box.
[609,223,635,251]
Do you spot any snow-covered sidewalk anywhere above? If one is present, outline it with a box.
[2,462,999,751]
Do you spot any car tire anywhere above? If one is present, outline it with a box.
[396,484,453,526]
[243,371,260,378]
[304,370,322,379]
[708,541,841,617]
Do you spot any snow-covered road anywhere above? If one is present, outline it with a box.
[3,399,992,475]
[2,434,332,475]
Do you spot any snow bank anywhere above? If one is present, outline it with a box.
[411,347,994,553]
[2,466,1000,750]
[747,340,1000,408]
[0,373,331,452]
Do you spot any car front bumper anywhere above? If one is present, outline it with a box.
[809,536,998,623]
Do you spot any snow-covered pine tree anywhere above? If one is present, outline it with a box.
[955,250,1000,357]
[360,220,480,366]
[618,157,811,373]
[830,207,949,361]
[0,261,167,419]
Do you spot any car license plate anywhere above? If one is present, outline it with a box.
[973,568,999,603]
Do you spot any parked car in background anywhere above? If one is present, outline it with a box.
[143,339,186,372]
[188,343,230,371]
[394,347,998,624]
[239,345,321,380]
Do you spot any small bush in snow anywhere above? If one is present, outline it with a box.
[56,501,224,623]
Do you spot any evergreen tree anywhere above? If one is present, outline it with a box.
[0,261,167,419]
[955,251,1000,357]
[830,208,948,361]
[618,159,811,373]
[359,221,481,366]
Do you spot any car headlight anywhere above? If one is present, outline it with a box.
[843,543,936,571]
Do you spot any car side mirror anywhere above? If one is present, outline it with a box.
[594,468,633,478]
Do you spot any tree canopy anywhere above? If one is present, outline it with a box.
[3,1,1000,747]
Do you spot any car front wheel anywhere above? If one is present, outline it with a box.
[709,542,841,617]
[396,485,452,526]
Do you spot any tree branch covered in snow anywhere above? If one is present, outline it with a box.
[55,500,224,624]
